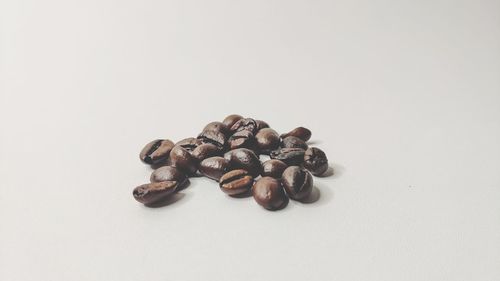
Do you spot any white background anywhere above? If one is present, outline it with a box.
[1,0,499,280]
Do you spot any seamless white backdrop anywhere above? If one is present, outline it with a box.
[1,0,500,280]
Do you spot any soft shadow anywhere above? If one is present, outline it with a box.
[144,193,185,208]
[314,182,334,206]
[298,186,321,204]
[317,163,344,178]
[307,140,322,145]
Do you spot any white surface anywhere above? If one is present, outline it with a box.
[1,0,500,280]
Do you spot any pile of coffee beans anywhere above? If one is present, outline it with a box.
[133,115,330,211]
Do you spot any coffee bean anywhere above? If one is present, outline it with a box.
[280,127,312,142]
[281,136,308,150]
[199,156,231,181]
[197,130,226,150]
[270,148,305,166]
[255,128,280,154]
[281,166,313,201]
[133,181,177,205]
[224,148,262,177]
[261,159,288,178]
[222,114,243,130]
[139,139,174,165]
[203,121,229,135]
[229,130,255,150]
[175,137,202,152]
[304,147,329,176]
[230,118,258,134]
[219,169,254,196]
[255,120,270,131]
[191,143,221,162]
[252,177,288,210]
[150,166,189,190]
[169,145,198,175]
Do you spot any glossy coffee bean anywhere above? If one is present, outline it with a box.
[280,127,312,142]
[224,148,262,177]
[255,120,270,131]
[203,121,229,136]
[222,114,243,130]
[281,136,308,150]
[261,159,288,178]
[255,128,280,153]
[199,156,231,181]
[304,147,329,176]
[133,181,177,205]
[150,166,189,190]
[197,130,226,150]
[175,137,202,152]
[219,169,254,196]
[270,148,306,166]
[139,139,175,165]
[191,143,221,162]
[169,145,198,175]
[230,118,258,134]
[229,130,255,150]
[281,166,313,201]
[252,177,288,210]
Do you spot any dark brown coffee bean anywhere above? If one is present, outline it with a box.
[133,181,177,205]
[197,130,226,150]
[281,166,313,201]
[280,127,312,142]
[255,120,270,131]
[191,143,221,162]
[139,139,174,165]
[304,147,329,176]
[224,148,262,177]
[219,169,254,196]
[203,121,229,135]
[150,166,189,190]
[199,156,231,181]
[222,114,243,130]
[270,148,305,166]
[169,145,198,175]
[261,159,287,178]
[252,177,288,210]
[281,136,308,150]
[230,118,258,134]
[255,128,280,153]
[229,130,255,150]
[175,137,202,152]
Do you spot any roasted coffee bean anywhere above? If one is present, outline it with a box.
[222,114,243,130]
[169,145,198,175]
[261,159,288,178]
[133,181,177,205]
[229,130,255,150]
[252,177,288,210]
[280,127,312,142]
[281,136,308,150]
[255,120,270,131]
[304,147,329,176]
[150,166,189,190]
[255,128,280,153]
[139,139,174,165]
[175,137,202,152]
[224,148,262,177]
[203,121,229,135]
[282,166,313,201]
[219,169,254,196]
[270,148,306,166]
[199,156,231,181]
[197,130,226,150]
[230,118,258,134]
[191,143,221,162]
